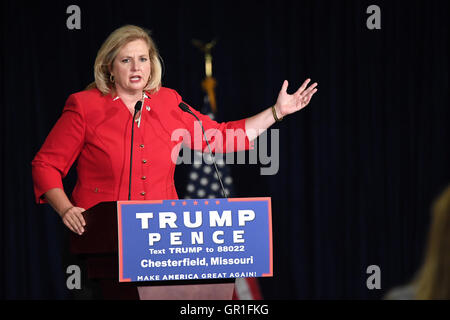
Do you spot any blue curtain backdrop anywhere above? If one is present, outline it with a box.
[0,0,449,299]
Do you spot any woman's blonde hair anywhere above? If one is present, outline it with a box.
[414,184,450,299]
[86,25,162,95]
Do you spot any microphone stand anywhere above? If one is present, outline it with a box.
[128,100,143,200]
[178,102,228,198]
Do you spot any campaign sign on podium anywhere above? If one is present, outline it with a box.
[117,197,273,282]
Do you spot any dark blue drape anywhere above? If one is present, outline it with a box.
[1,0,449,299]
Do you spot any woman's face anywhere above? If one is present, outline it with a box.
[111,39,151,95]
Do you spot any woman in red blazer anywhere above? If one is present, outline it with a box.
[32,25,318,298]
[31,85,252,228]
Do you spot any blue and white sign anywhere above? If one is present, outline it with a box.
[117,198,273,282]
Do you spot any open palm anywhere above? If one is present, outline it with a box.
[275,79,318,118]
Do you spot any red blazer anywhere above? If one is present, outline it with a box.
[32,87,252,211]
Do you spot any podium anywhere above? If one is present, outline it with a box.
[70,201,235,300]
[70,199,272,300]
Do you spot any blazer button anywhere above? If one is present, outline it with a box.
[139,144,144,148]
[140,191,146,196]
[142,159,147,164]
[141,176,147,180]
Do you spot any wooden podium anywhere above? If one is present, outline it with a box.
[70,201,234,300]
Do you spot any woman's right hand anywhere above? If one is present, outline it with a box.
[61,206,86,235]
[42,188,87,235]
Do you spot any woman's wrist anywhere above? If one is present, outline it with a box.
[44,188,74,218]
[61,206,75,217]
[272,104,284,122]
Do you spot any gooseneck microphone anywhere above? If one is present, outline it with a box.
[128,100,143,200]
[178,102,228,198]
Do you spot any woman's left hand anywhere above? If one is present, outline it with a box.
[274,78,318,119]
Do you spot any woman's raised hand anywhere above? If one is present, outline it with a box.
[274,79,318,119]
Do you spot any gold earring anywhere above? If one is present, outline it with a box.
[110,74,115,83]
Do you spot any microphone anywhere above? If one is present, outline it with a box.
[128,100,143,200]
[178,102,228,198]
